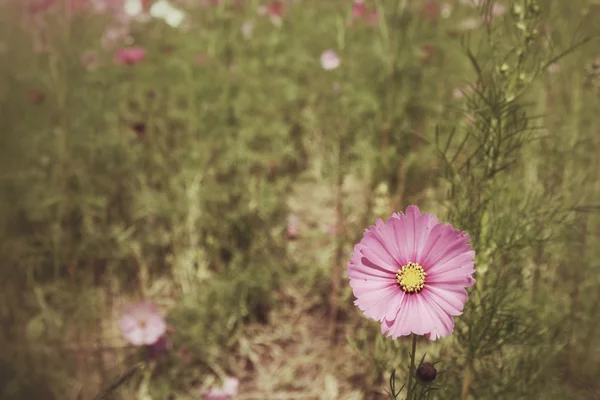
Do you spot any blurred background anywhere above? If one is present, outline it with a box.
[1,0,600,399]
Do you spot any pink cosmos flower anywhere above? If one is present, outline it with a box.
[320,50,340,70]
[27,0,55,14]
[258,0,284,25]
[265,0,283,17]
[352,0,366,19]
[203,377,239,400]
[119,301,166,346]
[350,1,378,25]
[114,47,146,65]
[348,205,476,340]
[287,214,299,240]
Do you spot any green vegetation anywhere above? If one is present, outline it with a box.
[0,0,599,398]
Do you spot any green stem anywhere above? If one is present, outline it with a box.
[406,334,417,400]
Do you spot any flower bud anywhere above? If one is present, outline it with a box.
[416,362,437,383]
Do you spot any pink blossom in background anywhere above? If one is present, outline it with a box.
[119,301,166,346]
[91,0,126,15]
[287,214,299,240]
[27,0,54,14]
[114,47,146,65]
[258,0,284,26]
[320,50,340,70]
[350,1,378,25]
[203,377,240,400]
[265,0,283,17]
[101,24,131,49]
[348,205,476,340]
[352,0,366,19]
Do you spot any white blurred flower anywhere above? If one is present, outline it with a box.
[458,17,481,30]
[440,2,452,18]
[320,50,340,70]
[241,21,254,40]
[150,0,186,27]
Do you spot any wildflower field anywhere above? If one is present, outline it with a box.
[1,0,600,399]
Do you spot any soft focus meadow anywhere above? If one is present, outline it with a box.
[1,0,600,399]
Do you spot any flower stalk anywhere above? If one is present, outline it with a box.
[406,334,417,400]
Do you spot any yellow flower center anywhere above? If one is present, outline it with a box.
[138,319,147,328]
[396,262,426,293]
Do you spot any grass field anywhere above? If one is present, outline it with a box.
[1,0,600,399]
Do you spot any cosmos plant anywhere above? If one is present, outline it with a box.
[348,205,476,398]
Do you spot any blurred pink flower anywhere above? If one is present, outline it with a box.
[101,24,131,49]
[348,205,476,340]
[350,0,378,25]
[91,0,126,15]
[287,215,299,240]
[265,0,283,17]
[204,377,239,400]
[119,301,166,346]
[27,0,54,14]
[320,50,340,70]
[352,0,366,19]
[114,47,146,65]
[258,1,284,26]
